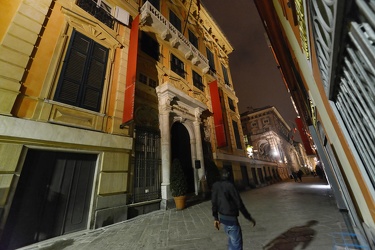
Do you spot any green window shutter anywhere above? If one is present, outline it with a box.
[55,31,108,112]
[82,43,107,111]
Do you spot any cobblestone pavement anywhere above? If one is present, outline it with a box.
[19,176,351,250]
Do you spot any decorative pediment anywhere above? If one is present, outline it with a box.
[61,6,124,49]
[156,82,208,118]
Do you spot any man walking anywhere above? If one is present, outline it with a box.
[211,168,256,250]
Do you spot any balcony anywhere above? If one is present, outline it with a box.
[77,0,114,29]
[140,1,209,73]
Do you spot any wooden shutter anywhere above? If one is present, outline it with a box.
[82,43,107,111]
[55,31,108,112]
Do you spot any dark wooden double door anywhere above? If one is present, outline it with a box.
[1,149,96,250]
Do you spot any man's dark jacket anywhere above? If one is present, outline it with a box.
[211,180,252,222]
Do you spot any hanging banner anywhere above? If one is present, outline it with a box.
[209,80,227,147]
[295,117,315,155]
[122,15,139,125]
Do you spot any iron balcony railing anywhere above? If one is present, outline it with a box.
[140,1,209,73]
[77,0,115,29]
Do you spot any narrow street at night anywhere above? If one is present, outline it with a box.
[19,176,356,250]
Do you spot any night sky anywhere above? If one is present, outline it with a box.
[202,0,300,139]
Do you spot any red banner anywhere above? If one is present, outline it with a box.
[209,80,227,147]
[295,117,315,155]
[122,15,139,125]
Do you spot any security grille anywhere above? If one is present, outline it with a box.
[134,129,161,202]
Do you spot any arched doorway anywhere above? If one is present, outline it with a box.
[171,122,195,193]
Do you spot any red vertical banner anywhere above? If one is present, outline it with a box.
[122,15,139,125]
[295,117,315,155]
[209,80,227,147]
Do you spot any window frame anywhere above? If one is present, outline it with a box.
[54,30,109,112]
[189,30,199,49]
[140,32,160,61]
[206,47,216,72]
[192,70,204,91]
[232,120,243,150]
[221,63,230,86]
[139,73,148,84]
[228,97,236,111]
[169,10,182,32]
[139,72,157,88]
[171,54,185,78]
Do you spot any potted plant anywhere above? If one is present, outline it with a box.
[170,158,188,210]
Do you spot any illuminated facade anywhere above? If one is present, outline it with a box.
[0,1,137,249]
[254,0,375,246]
[241,106,301,182]
[135,0,252,205]
[0,0,252,248]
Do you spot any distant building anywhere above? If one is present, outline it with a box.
[241,106,309,183]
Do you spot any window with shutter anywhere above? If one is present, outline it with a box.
[140,32,159,60]
[192,70,204,91]
[228,97,235,111]
[54,31,108,112]
[232,120,243,150]
[171,54,185,78]
[189,30,198,49]
[222,64,230,86]
[206,48,215,73]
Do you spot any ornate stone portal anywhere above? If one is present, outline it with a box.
[156,82,207,208]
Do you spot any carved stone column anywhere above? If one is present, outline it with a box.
[156,88,174,209]
[193,108,205,195]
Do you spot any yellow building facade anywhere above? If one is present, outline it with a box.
[0,0,136,248]
[134,0,252,207]
[0,0,253,248]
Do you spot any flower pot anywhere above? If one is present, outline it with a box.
[173,195,186,210]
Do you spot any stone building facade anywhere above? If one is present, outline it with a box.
[241,106,302,183]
